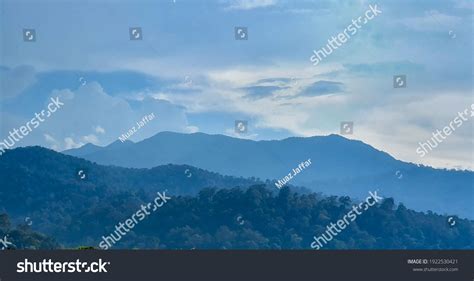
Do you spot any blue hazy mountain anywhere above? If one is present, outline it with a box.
[1,147,472,249]
[64,132,474,219]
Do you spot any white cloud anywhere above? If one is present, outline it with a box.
[82,134,100,144]
[94,126,106,134]
[2,81,193,151]
[44,134,60,151]
[185,126,200,133]
[224,0,277,10]
[64,137,84,150]
[157,60,473,169]
[355,93,474,170]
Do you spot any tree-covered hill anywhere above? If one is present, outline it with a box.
[64,132,474,219]
[0,213,59,249]
[0,147,472,249]
[126,186,473,250]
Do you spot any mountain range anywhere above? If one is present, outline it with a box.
[0,146,472,249]
[64,132,474,219]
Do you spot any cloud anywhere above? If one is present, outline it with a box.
[453,0,474,10]
[0,65,37,100]
[399,10,462,32]
[82,134,100,144]
[1,80,194,151]
[224,0,277,10]
[94,126,106,134]
[354,93,474,170]
[64,137,84,150]
[256,77,292,84]
[299,81,344,97]
[44,134,60,150]
[342,62,424,76]
[241,85,289,100]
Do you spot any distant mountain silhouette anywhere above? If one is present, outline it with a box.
[65,132,399,180]
[64,132,474,219]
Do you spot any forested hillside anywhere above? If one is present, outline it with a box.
[0,147,472,249]
[0,214,59,249]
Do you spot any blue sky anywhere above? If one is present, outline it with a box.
[0,0,473,169]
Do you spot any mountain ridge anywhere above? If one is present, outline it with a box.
[0,146,472,249]
[62,132,473,219]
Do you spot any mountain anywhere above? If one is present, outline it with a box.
[0,146,267,201]
[64,132,400,180]
[0,147,273,244]
[66,143,102,157]
[64,132,474,219]
[0,147,472,250]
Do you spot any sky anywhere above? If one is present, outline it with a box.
[0,0,473,170]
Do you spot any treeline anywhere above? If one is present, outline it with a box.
[105,186,473,249]
[0,147,473,250]
[0,214,59,249]
[2,186,473,250]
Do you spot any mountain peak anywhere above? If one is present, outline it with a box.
[106,139,134,149]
